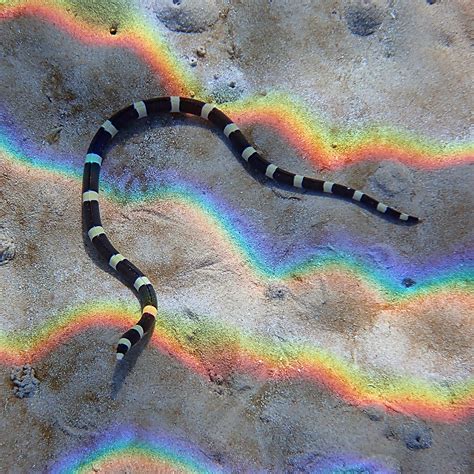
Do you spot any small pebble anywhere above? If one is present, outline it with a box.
[403,424,432,450]
[402,277,416,288]
[265,285,288,300]
[196,46,206,57]
[228,81,236,88]
[0,233,15,265]
[208,370,224,385]
[189,56,198,67]
[10,364,39,398]
[109,25,117,35]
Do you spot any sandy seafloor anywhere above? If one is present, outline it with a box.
[0,0,473,472]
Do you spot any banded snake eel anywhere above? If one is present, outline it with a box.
[82,96,419,360]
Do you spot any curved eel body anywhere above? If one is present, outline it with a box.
[82,96,418,360]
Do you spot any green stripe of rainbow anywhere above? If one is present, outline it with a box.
[1,0,473,170]
[1,301,472,423]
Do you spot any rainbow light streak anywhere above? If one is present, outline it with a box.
[0,116,83,178]
[1,136,473,297]
[0,0,199,96]
[51,426,224,473]
[0,301,473,423]
[1,1,473,171]
[52,426,397,473]
[223,92,474,170]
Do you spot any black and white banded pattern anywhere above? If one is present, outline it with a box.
[83,96,419,360]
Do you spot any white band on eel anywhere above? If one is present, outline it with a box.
[134,101,148,119]
[85,153,103,166]
[241,146,256,161]
[102,120,118,137]
[293,175,304,188]
[118,338,132,350]
[201,103,215,120]
[142,305,158,317]
[132,325,144,338]
[134,276,151,291]
[170,96,180,113]
[224,123,239,137]
[265,163,278,179]
[109,253,126,270]
[88,226,105,240]
[323,181,334,193]
[82,191,99,202]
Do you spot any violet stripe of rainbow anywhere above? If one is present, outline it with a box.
[51,425,396,473]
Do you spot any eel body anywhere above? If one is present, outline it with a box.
[82,96,418,360]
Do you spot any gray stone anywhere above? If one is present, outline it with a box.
[10,365,39,399]
[265,285,289,300]
[0,232,15,265]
